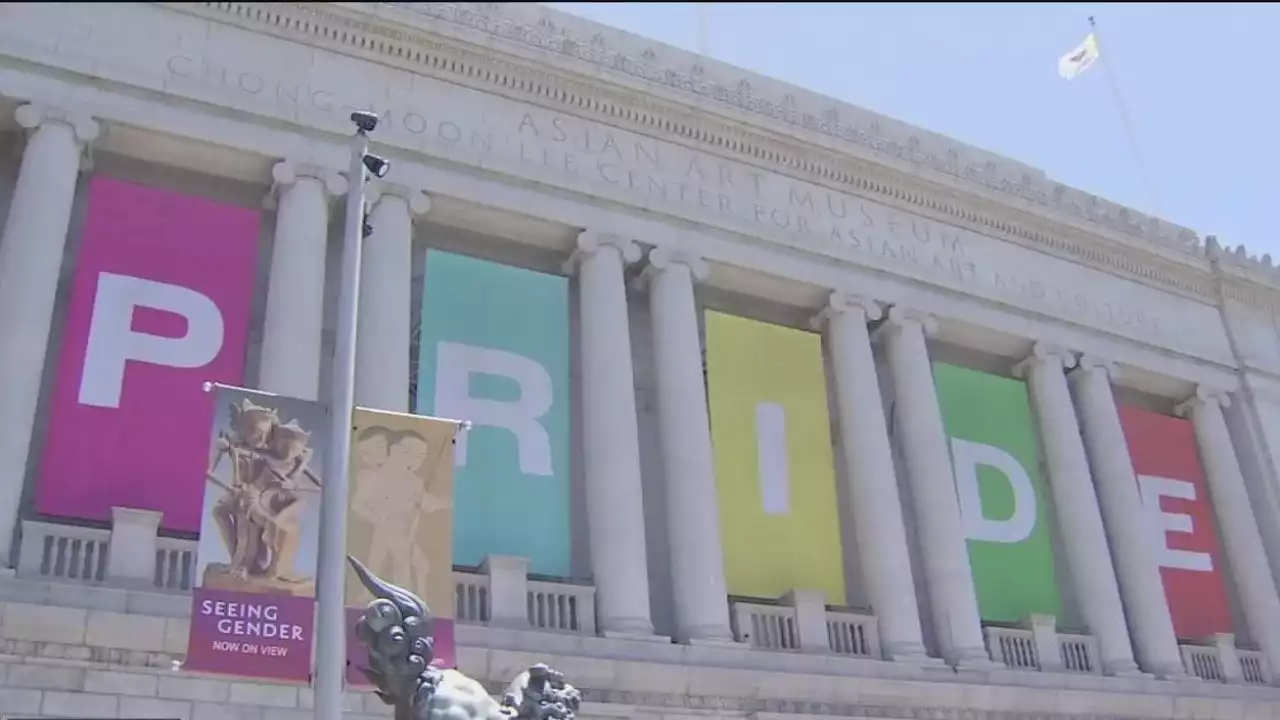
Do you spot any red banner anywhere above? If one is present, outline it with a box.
[35,177,261,532]
[1119,405,1233,638]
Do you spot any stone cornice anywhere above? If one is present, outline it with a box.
[376,2,1199,255]
[155,2,1280,314]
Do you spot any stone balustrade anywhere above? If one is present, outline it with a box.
[16,516,596,636]
[982,616,1101,675]
[1179,633,1272,685]
[15,513,1279,686]
[729,592,880,658]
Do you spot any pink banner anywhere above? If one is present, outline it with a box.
[35,177,260,532]
[187,588,313,682]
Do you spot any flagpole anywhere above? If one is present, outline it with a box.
[695,2,709,56]
[1088,15,1163,215]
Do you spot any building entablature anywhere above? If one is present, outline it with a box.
[160,0,1276,316]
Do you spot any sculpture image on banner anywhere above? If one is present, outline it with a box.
[1119,405,1233,638]
[185,384,323,682]
[35,176,261,532]
[704,311,846,603]
[933,363,1065,623]
[345,407,463,685]
[415,250,571,577]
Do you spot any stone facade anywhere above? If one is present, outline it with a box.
[4,3,1280,719]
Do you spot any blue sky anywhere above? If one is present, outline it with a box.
[547,2,1277,257]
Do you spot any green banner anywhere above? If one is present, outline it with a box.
[933,363,1063,622]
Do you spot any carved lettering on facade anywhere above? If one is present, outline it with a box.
[164,53,1199,348]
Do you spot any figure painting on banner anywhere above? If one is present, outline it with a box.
[185,385,323,682]
[345,407,461,685]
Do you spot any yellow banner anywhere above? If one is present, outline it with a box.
[345,408,458,619]
[705,311,846,604]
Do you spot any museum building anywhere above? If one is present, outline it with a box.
[4,2,1280,720]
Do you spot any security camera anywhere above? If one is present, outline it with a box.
[350,111,379,134]
[362,153,390,179]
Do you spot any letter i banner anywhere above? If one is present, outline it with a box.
[704,311,846,603]
[344,407,462,687]
[932,363,1064,623]
[185,385,323,682]
[1118,405,1232,638]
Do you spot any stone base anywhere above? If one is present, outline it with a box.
[951,648,1002,673]
[602,630,672,643]
[686,637,747,648]
[890,652,949,669]
[201,564,315,597]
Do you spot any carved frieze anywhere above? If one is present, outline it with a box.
[381,2,1198,253]
[124,2,1280,317]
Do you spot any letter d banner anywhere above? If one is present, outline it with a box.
[933,363,1064,622]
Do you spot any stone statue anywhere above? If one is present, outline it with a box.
[347,556,581,720]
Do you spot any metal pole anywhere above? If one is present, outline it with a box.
[313,129,368,720]
[1088,16,1162,215]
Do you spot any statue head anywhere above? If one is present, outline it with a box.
[347,555,436,703]
[271,422,311,462]
[231,399,278,447]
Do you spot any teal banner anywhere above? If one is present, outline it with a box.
[933,363,1063,623]
[415,251,571,576]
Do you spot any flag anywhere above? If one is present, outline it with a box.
[1058,32,1100,80]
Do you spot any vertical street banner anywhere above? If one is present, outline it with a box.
[345,408,460,686]
[414,250,571,577]
[36,176,261,532]
[185,385,324,682]
[705,311,846,604]
[933,363,1064,622]
[1118,405,1233,638]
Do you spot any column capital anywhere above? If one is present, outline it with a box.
[1175,385,1232,417]
[871,304,937,342]
[1012,341,1077,379]
[564,230,641,274]
[1073,354,1121,382]
[366,180,431,216]
[15,103,100,145]
[635,246,710,291]
[809,291,882,330]
[265,160,347,208]
[648,246,710,280]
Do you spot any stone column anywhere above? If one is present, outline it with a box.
[1176,386,1280,677]
[259,161,346,400]
[1014,343,1140,676]
[0,104,98,562]
[354,182,429,412]
[642,246,733,644]
[813,293,930,662]
[567,230,656,638]
[1068,356,1184,678]
[873,306,990,667]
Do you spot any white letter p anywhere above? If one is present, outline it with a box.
[78,272,225,409]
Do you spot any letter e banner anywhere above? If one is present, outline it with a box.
[1118,405,1232,638]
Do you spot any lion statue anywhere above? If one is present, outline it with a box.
[347,556,582,720]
